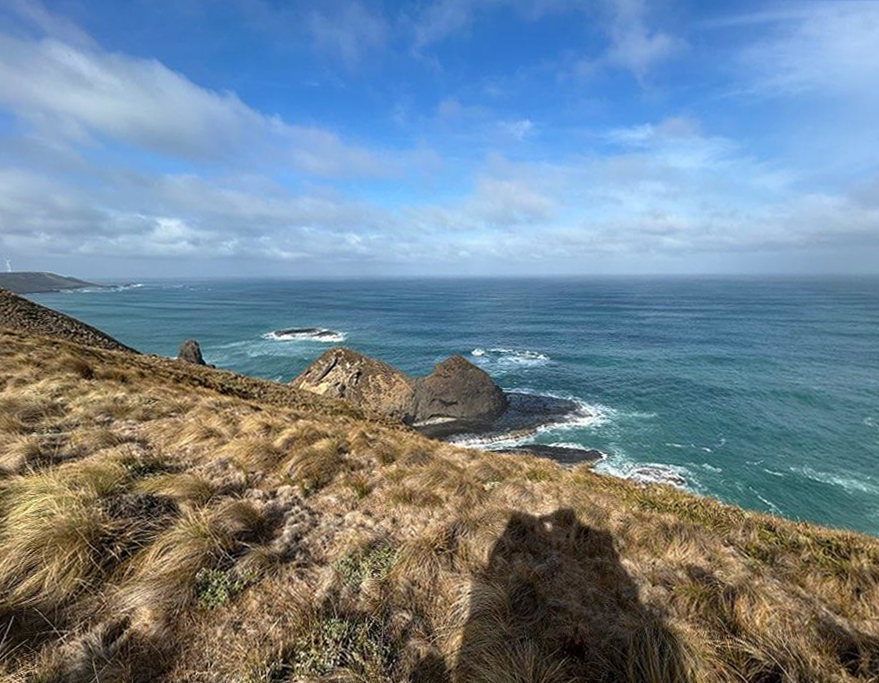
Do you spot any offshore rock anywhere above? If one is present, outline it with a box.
[177,339,207,365]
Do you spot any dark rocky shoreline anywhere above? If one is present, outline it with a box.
[415,391,582,437]
[496,443,605,463]
[417,391,604,463]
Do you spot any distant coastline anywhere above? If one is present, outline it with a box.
[0,271,98,294]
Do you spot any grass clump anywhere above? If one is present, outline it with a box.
[117,501,264,619]
[0,460,130,614]
[0,435,46,474]
[54,353,95,379]
[135,472,215,506]
[286,436,348,494]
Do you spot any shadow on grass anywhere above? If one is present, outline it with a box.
[415,508,694,683]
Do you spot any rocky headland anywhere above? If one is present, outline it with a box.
[0,287,599,462]
[0,271,97,294]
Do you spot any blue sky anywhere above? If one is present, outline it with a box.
[0,0,878,277]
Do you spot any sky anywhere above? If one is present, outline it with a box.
[0,0,878,278]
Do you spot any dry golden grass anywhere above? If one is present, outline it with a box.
[1,328,878,683]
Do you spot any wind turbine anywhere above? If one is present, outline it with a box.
[4,258,10,273]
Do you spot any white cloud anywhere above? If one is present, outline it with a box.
[221,0,389,67]
[0,1,876,275]
[603,0,684,78]
[0,0,95,47]
[0,23,428,179]
[738,2,879,97]
[2,139,878,271]
[499,119,535,141]
[411,0,579,47]
[724,2,879,176]
[410,0,577,47]
[396,118,879,264]
[0,35,260,161]
[0,165,412,262]
[412,0,684,79]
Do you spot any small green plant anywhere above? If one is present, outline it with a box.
[334,543,398,589]
[288,614,397,678]
[195,566,251,608]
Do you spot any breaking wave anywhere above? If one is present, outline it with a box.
[448,390,613,451]
[594,452,694,490]
[791,466,879,496]
[62,283,144,294]
[471,347,550,369]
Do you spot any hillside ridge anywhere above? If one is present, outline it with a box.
[0,286,136,352]
[1,312,878,682]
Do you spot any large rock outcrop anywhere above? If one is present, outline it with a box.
[413,355,507,424]
[291,348,508,427]
[290,348,417,422]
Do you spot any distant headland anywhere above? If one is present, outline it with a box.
[0,271,97,294]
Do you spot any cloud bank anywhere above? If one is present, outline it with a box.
[0,0,877,276]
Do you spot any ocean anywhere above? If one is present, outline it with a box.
[30,277,879,536]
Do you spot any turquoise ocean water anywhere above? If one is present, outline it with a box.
[30,277,879,536]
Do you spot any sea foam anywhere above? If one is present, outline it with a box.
[263,327,346,343]
[470,347,550,369]
[594,453,694,490]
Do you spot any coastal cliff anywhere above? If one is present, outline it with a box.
[0,271,97,293]
[1,306,879,682]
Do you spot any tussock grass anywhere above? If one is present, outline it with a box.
[164,414,231,450]
[116,501,263,619]
[0,434,46,474]
[285,436,349,493]
[135,472,216,506]
[53,353,95,379]
[273,420,332,452]
[221,436,285,471]
[1,329,879,683]
[0,460,129,617]
[0,393,64,434]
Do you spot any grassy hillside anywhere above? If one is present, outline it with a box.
[1,329,878,682]
[0,289,135,353]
